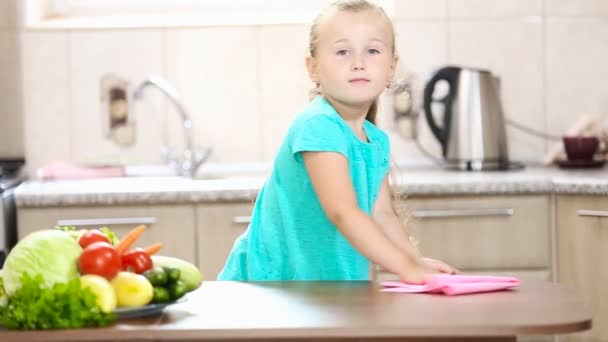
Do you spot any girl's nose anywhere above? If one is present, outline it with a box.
[351,55,365,71]
[351,62,365,71]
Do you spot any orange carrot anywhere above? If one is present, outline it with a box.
[115,225,146,254]
[143,242,164,256]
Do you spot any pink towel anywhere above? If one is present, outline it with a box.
[37,161,125,180]
[380,274,520,296]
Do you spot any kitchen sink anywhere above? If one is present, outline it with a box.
[124,163,270,180]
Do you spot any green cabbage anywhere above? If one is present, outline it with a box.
[1,230,82,296]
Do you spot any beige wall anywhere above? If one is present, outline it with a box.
[0,0,24,159]
[12,0,608,174]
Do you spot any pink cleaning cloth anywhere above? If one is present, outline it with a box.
[380,274,520,296]
[37,161,125,180]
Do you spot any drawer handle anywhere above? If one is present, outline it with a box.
[232,216,251,225]
[577,209,608,217]
[413,208,514,218]
[56,217,157,227]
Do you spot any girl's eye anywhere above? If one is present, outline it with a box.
[368,48,381,54]
[336,49,348,56]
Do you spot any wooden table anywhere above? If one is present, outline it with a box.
[0,279,591,341]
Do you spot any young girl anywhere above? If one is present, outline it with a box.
[218,0,457,284]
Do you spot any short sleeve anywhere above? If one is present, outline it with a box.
[291,115,349,162]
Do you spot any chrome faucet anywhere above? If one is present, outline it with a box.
[133,76,212,178]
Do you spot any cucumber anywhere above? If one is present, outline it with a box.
[150,256,203,291]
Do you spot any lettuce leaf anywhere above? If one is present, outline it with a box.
[0,273,115,329]
[1,230,82,296]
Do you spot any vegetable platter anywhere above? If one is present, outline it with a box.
[0,225,203,329]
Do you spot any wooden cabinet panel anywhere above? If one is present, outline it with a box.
[557,195,608,342]
[196,202,252,280]
[17,205,197,265]
[402,195,551,270]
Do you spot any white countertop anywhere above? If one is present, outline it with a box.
[14,162,608,208]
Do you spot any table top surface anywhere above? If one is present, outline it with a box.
[0,279,592,341]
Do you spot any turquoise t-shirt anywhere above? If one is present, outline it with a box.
[217,96,390,281]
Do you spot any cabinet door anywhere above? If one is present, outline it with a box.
[196,202,252,280]
[18,205,197,264]
[402,195,551,270]
[557,195,608,342]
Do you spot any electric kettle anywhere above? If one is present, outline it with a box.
[423,66,514,171]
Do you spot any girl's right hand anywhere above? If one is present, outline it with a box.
[398,262,437,285]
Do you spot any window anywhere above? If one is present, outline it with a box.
[25,0,395,29]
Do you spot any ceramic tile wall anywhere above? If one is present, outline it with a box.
[545,0,608,16]
[20,32,71,168]
[0,0,23,159]
[69,30,165,165]
[0,0,17,28]
[166,27,261,163]
[545,17,608,136]
[14,0,608,172]
[258,25,311,160]
[447,0,543,17]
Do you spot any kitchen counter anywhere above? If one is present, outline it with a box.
[14,164,608,207]
[0,280,591,342]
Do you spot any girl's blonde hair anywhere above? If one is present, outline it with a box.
[307,0,396,125]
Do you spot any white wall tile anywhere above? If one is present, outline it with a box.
[20,32,70,173]
[448,19,544,162]
[545,18,608,136]
[394,21,448,78]
[394,0,447,19]
[389,20,448,160]
[0,30,23,158]
[259,25,310,160]
[15,3,608,169]
[448,0,542,18]
[69,30,165,165]
[546,0,608,16]
[166,27,260,163]
[0,0,17,29]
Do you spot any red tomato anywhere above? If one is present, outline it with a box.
[79,230,111,249]
[121,249,153,274]
[79,242,122,279]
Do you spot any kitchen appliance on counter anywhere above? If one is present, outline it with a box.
[423,66,522,171]
[0,159,26,268]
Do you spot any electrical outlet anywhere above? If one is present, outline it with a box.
[100,74,135,146]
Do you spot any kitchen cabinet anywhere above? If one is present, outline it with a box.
[196,201,253,280]
[373,195,552,278]
[17,205,197,264]
[195,196,553,283]
[556,195,608,342]
[374,195,555,342]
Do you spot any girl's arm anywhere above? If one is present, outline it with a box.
[372,177,422,259]
[302,151,433,284]
[373,177,459,275]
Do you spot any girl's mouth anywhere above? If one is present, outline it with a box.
[349,78,370,83]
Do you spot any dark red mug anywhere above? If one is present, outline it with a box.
[563,136,599,161]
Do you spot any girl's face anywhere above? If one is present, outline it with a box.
[307,9,397,109]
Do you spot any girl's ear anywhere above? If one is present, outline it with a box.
[389,53,399,80]
[306,55,319,83]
